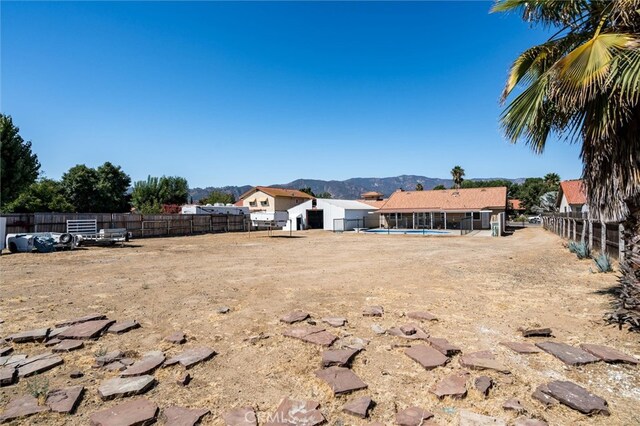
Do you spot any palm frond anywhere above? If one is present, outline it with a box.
[491,0,588,27]
[611,48,640,105]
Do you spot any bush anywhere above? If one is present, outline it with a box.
[568,241,590,259]
[592,253,613,273]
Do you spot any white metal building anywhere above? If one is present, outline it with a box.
[283,199,380,232]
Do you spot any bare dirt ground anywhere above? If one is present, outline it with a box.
[1,228,639,425]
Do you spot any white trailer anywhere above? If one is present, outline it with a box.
[250,211,289,228]
[181,204,249,216]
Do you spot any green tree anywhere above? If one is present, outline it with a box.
[450,166,465,189]
[0,114,41,208]
[200,191,235,205]
[543,173,561,190]
[131,175,189,213]
[494,0,640,330]
[95,162,131,212]
[415,183,424,191]
[299,186,316,197]
[433,184,446,190]
[316,191,332,198]
[4,179,73,213]
[61,164,99,212]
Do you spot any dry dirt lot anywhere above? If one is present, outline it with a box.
[1,228,639,425]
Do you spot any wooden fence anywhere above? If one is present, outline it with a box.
[542,215,624,259]
[1,212,246,239]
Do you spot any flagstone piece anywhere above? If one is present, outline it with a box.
[363,306,384,317]
[17,353,63,377]
[95,350,124,367]
[532,384,558,407]
[459,351,510,374]
[107,320,141,334]
[177,372,191,386]
[0,354,27,367]
[89,398,158,426]
[428,337,462,356]
[501,342,541,354]
[522,328,552,338]
[46,386,84,414]
[56,313,107,327]
[503,398,525,412]
[121,351,165,377]
[405,345,449,370]
[388,323,429,340]
[0,366,17,386]
[224,407,257,426]
[459,410,507,426]
[163,406,210,426]
[321,348,360,367]
[406,311,437,321]
[395,406,434,426]
[280,311,309,324]
[283,326,337,346]
[475,376,493,396]
[48,326,70,339]
[579,344,639,364]
[98,375,156,400]
[45,338,61,347]
[315,366,367,395]
[536,342,600,366]
[431,374,467,399]
[0,346,13,356]
[164,347,216,369]
[59,320,115,340]
[266,397,324,425]
[8,328,49,343]
[541,380,609,415]
[52,340,84,353]
[0,395,49,423]
[343,396,372,419]
[165,331,186,344]
[322,317,346,327]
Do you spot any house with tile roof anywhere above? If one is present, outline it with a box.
[238,186,315,212]
[509,199,526,215]
[556,180,588,214]
[377,187,507,230]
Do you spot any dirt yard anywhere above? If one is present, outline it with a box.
[1,228,639,425]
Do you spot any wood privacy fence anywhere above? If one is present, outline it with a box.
[1,213,246,239]
[542,215,624,259]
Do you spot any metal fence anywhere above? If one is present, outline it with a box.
[460,217,473,235]
[542,215,624,259]
[1,212,246,239]
[333,218,372,233]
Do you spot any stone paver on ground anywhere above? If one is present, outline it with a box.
[121,351,165,377]
[46,385,84,414]
[500,342,541,354]
[395,406,434,426]
[59,320,115,340]
[0,346,13,356]
[266,397,324,425]
[165,331,187,344]
[475,376,493,396]
[388,323,429,340]
[51,339,84,353]
[17,353,64,378]
[406,311,437,321]
[404,345,449,370]
[362,306,383,317]
[163,406,210,426]
[321,348,360,367]
[8,328,49,343]
[107,320,141,334]
[427,337,462,356]
[536,342,600,366]
[283,326,337,346]
[522,328,552,338]
[280,311,310,324]
[56,313,107,327]
[315,366,368,394]
[94,350,124,367]
[541,380,610,415]
[503,398,525,412]
[0,366,17,386]
[0,354,27,367]
[459,351,510,374]
[322,317,346,327]
[431,374,467,399]
[459,409,506,426]
[342,396,372,418]
[89,398,158,426]
[98,375,156,400]
[164,347,216,369]
[223,406,257,426]
[580,343,639,364]
[0,395,49,423]
[177,372,191,386]
[532,384,558,407]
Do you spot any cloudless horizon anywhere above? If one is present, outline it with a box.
[2,1,583,188]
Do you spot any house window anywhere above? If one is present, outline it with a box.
[260,199,269,207]
[465,212,472,218]
[473,212,480,220]
[249,200,257,207]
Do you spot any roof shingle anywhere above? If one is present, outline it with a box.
[559,180,587,205]
[240,186,315,200]
[378,187,507,212]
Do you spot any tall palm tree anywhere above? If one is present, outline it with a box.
[543,172,561,190]
[493,0,640,331]
[451,166,465,190]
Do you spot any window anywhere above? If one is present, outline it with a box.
[260,199,269,207]
[465,212,472,218]
[473,212,480,220]
[249,200,257,207]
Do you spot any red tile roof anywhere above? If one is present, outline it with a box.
[358,199,387,209]
[239,186,315,200]
[509,199,523,210]
[378,187,507,212]
[559,180,587,205]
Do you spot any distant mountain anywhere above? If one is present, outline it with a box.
[189,175,526,202]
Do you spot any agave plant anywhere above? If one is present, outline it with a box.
[593,253,614,272]
[493,0,640,331]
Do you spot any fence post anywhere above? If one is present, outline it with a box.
[573,219,576,240]
[587,220,593,251]
[619,224,625,263]
[581,219,586,244]
[601,221,606,255]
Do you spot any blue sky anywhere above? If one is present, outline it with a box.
[2,1,583,188]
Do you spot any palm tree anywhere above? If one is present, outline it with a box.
[451,166,465,190]
[493,0,640,331]
[543,173,561,190]
[415,183,424,191]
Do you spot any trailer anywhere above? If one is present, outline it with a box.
[66,219,130,246]
[181,204,249,216]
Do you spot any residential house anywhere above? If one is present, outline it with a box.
[556,180,588,214]
[238,186,314,212]
[508,199,526,216]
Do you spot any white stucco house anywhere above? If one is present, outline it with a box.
[283,199,380,232]
[557,180,588,215]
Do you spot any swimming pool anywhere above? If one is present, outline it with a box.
[365,229,451,235]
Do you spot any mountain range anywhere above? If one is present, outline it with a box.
[189,175,526,202]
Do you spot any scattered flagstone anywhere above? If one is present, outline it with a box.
[70,370,84,379]
[17,353,63,378]
[500,342,541,354]
[94,350,124,367]
[52,340,84,353]
[177,372,191,386]
[459,351,510,374]
[343,396,372,418]
[8,328,49,343]
[0,354,27,367]
[363,306,384,317]
[395,406,434,426]
[224,406,257,426]
[163,406,210,426]
[322,317,346,327]
[580,343,639,364]
[280,311,310,324]
[56,313,107,327]
[46,386,84,414]
[315,366,368,394]
[283,326,337,346]
[104,362,127,372]
[536,342,600,366]
[514,417,548,426]
[246,333,269,345]
[217,306,231,314]
[89,398,158,426]
[0,366,17,386]
[335,336,369,351]
[406,311,437,321]
[532,384,558,407]
[371,324,386,334]
[121,351,165,377]
[107,320,141,334]
[0,395,49,423]
[404,345,449,370]
[475,376,493,396]
[459,410,506,426]
[541,380,609,415]
[98,375,156,400]
[322,348,360,367]
[121,358,135,366]
[165,347,216,369]
[266,397,324,425]
[59,320,115,340]
[388,323,429,340]
[45,338,62,347]
[427,337,461,356]
[521,328,552,338]
[503,398,525,412]
[0,346,13,356]
[48,326,70,339]
[431,374,467,399]
[165,331,187,344]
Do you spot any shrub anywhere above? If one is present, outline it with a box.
[568,241,590,259]
[592,253,613,273]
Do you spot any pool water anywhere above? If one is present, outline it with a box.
[365,229,450,235]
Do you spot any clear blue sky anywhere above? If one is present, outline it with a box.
[2,1,583,188]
